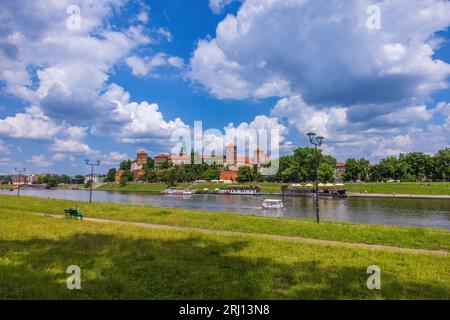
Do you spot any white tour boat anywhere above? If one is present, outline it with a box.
[161,188,195,196]
[262,199,284,209]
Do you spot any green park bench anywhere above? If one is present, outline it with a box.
[64,208,84,220]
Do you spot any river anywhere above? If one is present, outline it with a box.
[1,189,450,229]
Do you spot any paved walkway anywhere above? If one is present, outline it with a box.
[348,192,450,200]
[29,212,448,257]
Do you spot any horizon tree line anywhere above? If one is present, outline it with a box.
[104,147,450,185]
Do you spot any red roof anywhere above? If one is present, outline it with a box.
[237,156,251,164]
[155,154,170,159]
[171,154,225,159]
[220,171,238,181]
[336,162,346,168]
[171,155,191,159]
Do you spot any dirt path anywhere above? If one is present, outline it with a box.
[30,212,448,257]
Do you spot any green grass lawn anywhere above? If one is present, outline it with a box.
[56,184,86,190]
[1,209,449,299]
[346,182,450,195]
[98,182,450,196]
[96,182,172,193]
[97,182,286,193]
[1,195,449,251]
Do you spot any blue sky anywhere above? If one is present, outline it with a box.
[0,0,450,175]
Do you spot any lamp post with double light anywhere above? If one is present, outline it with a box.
[85,160,101,203]
[14,168,26,197]
[306,132,325,223]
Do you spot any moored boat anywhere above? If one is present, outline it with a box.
[161,188,195,195]
[217,186,261,196]
[281,184,347,198]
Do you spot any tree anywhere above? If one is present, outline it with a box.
[343,158,370,182]
[253,165,264,182]
[293,147,337,182]
[377,156,408,181]
[119,160,132,171]
[293,147,318,181]
[369,165,382,182]
[165,168,178,187]
[281,166,299,183]
[318,163,335,182]
[84,180,93,189]
[59,175,71,184]
[269,148,337,183]
[0,177,11,184]
[143,168,157,182]
[343,159,358,182]
[202,168,220,181]
[146,157,155,169]
[400,152,433,181]
[119,170,133,186]
[174,166,187,183]
[278,155,297,182]
[237,166,254,182]
[106,168,117,183]
[160,159,170,169]
[434,148,450,182]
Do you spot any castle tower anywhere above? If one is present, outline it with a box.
[136,149,148,167]
[225,144,237,166]
[253,147,264,165]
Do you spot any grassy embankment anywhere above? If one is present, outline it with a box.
[346,182,450,195]
[1,195,449,250]
[96,182,285,193]
[96,182,170,193]
[97,182,450,195]
[56,184,86,190]
[0,195,449,299]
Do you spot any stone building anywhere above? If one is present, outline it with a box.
[115,150,148,181]
[154,154,171,168]
[223,144,270,171]
[335,162,346,183]
[220,170,238,182]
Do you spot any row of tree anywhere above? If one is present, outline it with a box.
[35,174,72,187]
[343,149,450,182]
[104,147,339,184]
[275,148,337,183]
[105,147,450,185]
[0,176,12,184]
[105,147,338,185]
[105,158,223,186]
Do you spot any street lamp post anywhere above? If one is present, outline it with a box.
[85,160,101,203]
[307,132,325,224]
[14,168,26,197]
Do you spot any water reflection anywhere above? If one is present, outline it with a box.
[1,189,449,229]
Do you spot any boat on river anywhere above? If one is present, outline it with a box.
[217,186,261,196]
[262,199,284,209]
[161,188,195,196]
[281,184,347,198]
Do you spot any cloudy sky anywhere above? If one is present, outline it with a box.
[0,0,450,175]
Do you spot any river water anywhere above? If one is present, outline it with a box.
[1,189,450,229]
